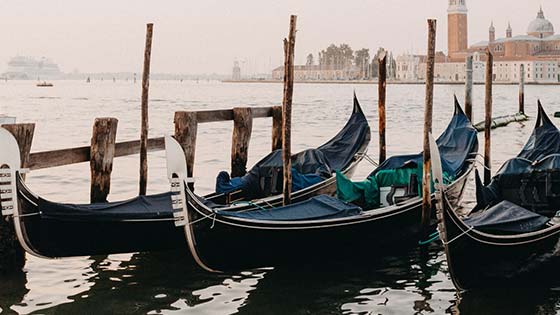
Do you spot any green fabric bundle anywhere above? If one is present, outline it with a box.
[336,167,453,209]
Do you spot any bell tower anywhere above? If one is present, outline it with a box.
[448,0,468,57]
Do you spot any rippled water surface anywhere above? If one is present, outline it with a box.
[0,80,559,314]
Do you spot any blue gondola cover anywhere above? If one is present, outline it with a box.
[216,195,362,221]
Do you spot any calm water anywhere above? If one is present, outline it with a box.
[0,80,559,314]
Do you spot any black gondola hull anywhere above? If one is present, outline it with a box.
[440,197,560,290]
[186,167,471,271]
[15,154,363,258]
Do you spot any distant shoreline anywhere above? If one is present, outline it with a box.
[222,79,560,86]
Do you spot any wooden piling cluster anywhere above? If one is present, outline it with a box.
[1,107,281,204]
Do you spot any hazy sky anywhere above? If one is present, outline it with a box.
[1,0,558,74]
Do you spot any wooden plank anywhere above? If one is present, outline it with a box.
[195,106,275,123]
[422,19,437,234]
[378,53,387,164]
[90,118,118,203]
[139,23,154,196]
[231,107,253,177]
[282,15,297,206]
[25,106,276,171]
[484,48,493,186]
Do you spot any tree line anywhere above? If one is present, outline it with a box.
[305,44,396,79]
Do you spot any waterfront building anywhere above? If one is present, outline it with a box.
[271,65,361,81]
[396,1,560,83]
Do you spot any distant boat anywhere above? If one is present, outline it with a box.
[36,81,53,87]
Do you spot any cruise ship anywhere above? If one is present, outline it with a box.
[3,56,62,80]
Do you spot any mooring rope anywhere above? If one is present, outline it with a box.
[442,226,474,245]
[362,153,379,167]
[418,231,441,245]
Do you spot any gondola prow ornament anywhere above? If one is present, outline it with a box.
[165,135,191,227]
[164,135,219,273]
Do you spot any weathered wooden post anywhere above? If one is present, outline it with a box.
[282,15,297,206]
[378,53,387,164]
[174,111,197,189]
[465,55,473,121]
[1,124,35,176]
[422,19,437,233]
[139,23,153,196]
[271,106,283,151]
[519,64,525,114]
[90,118,118,203]
[0,123,34,271]
[484,48,493,185]
[231,107,253,177]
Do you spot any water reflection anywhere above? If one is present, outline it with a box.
[0,270,27,314]
[453,289,560,315]
[14,251,265,314]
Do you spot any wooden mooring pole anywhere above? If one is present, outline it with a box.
[271,106,283,151]
[231,107,253,177]
[139,23,153,196]
[465,55,473,121]
[519,64,525,114]
[484,48,493,185]
[0,123,34,272]
[378,53,387,164]
[174,111,198,189]
[422,19,437,233]
[282,15,297,206]
[90,118,118,203]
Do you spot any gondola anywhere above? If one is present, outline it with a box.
[0,95,369,258]
[434,102,560,291]
[167,98,479,272]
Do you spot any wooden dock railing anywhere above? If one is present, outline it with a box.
[2,106,282,202]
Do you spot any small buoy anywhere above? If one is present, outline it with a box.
[555,112,560,118]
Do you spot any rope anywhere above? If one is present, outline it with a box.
[442,226,474,245]
[232,200,268,211]
[418,231,441,245]
[362,153,379,167]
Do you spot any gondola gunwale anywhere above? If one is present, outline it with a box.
[440,193,560,245]
[184,163,475,229]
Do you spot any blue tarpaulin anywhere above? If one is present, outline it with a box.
[464,200,549,234]
[216,195,362,221]
[215,94,370,199]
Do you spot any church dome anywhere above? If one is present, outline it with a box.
[527,7,554,38]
